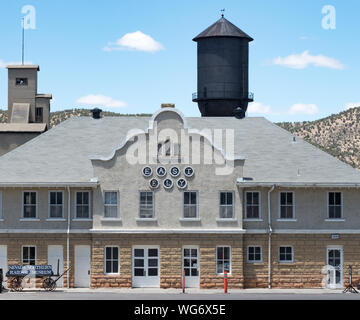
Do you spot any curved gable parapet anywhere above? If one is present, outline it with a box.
[187,128,245,161]
[90,107,245,162]
[150,107,186,128]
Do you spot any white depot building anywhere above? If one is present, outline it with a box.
[0,105,360,289]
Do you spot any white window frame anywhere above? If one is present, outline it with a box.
[103,190,119,219]
[182,191,198,219]
[104,246,120,275]
[245,191,261,220]
[219,191,234,219]
[278,246,294,263]
[22,191,38,219]
[247,246,263,263]
[278,191,295,220]
[327,191,343,220]
[48,190,64,219]
[216,246,231,275]
[139,191,154,219]
[21,245,36,265]
[74,191,91,220]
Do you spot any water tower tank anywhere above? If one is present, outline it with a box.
[192,16,254,118]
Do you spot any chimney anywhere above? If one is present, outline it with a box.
[161,103,175,108]
[91,107,102,119]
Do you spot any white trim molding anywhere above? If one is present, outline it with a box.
[237,180,360,188]
[246,229,360,234]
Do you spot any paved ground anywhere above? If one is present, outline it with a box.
[1,288,360,300]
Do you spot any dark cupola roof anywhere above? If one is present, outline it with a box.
[193,16,253,42]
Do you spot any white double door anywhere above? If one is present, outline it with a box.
[132,246,160,287]
[182,246,199,288]
[326,247,343,289]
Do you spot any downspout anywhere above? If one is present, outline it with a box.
[67,186,71,289]
[267,185,275,289]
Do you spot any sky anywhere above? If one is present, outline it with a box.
[0,0,359,122]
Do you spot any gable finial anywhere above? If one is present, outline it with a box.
[221,8,225,18]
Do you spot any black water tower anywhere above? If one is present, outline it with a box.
[192,16,253,118]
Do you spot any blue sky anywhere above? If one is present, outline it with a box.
[0,0,359,122]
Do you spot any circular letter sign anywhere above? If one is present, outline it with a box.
[163,179,174,189]
[156,166,167,177]
[184,166,194,178]
[142,166,153,177]
[149,178,160,189]
[170,166,180,178]
[177,178,187,189]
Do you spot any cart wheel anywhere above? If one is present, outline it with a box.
[11,278,23,292]
[9,278,17,292]
[43,278,56,291]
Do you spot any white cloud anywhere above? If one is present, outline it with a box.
[289,103,319,115]
[104,31,164,53]
[247,102,272,114]
[248,102,320,117]
[76,94,127,108]
[344,102,360,110]
[273,50,344,70]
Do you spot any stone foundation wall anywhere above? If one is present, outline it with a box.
[243,233,360,288]
[1,233,360,289]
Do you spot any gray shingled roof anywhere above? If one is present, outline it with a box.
[193,17,253,41]
[0,115,360,184]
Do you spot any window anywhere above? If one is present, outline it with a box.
[104,191,118,218]
[248,246,262,263]
[22,246,36,265]
[279,246,293,263]
[246,191,260,219]
[216,246,231,274]
[279,192,294,219]
[219,192,234,219]
[183,191,197,218]
[76,191,90,219]
[139,192,154,218]
[49,191,64,218]
[16,78,28,86]
[104,246,119,274]
[23,191,37,218]
[328,192,342,219]
[35,107,43,123]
